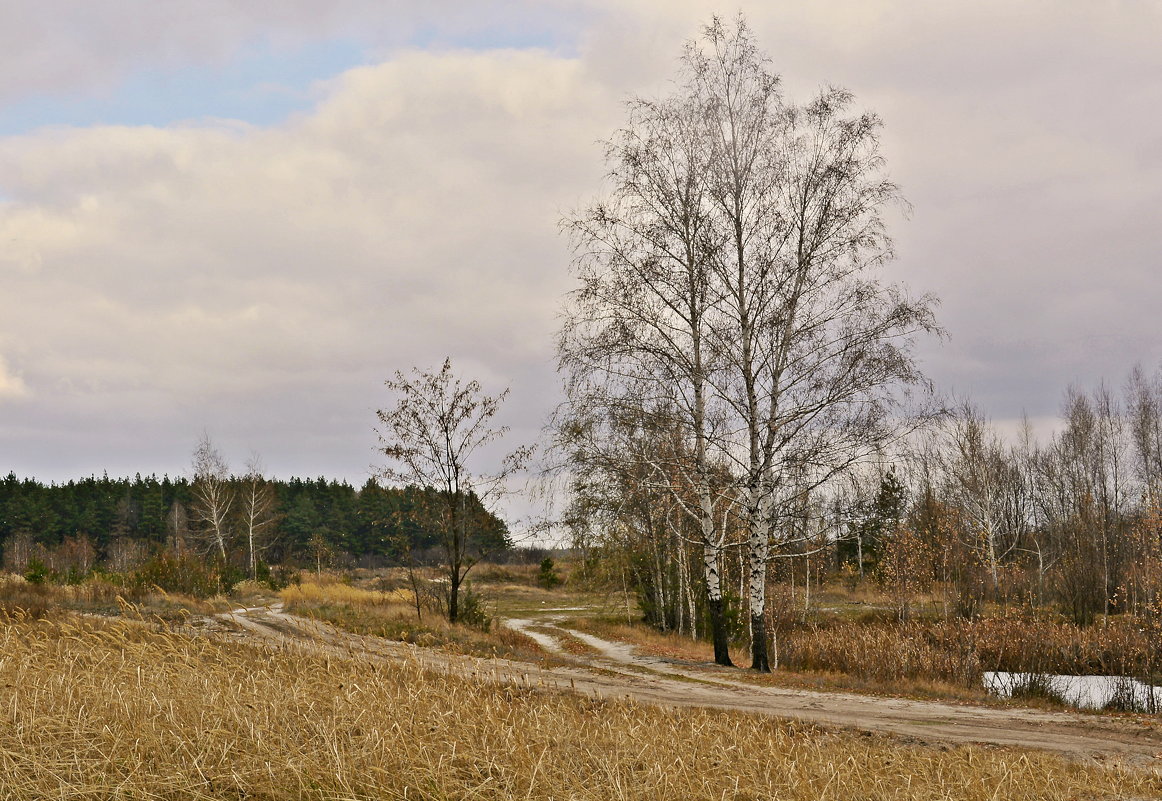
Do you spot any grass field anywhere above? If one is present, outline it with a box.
[3,610,1159,801]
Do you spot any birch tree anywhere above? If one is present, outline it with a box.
[559,87,737,665]
[190,433,233,562]
[561,14,939,671]
[694,16,940,670]
[240,454,278,580]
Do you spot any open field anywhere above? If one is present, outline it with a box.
[5,568,1162,799]
[4,610,1162,801]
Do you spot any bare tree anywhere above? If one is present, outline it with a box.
[1037,385,1131,622]
[559,78,738,664]
[1127,365,1162,501]
[240,453,279,580]
[190,433,234,562]
[691,16,940,670]
[560,14,939,671]
[939,401,1027,594]
[376,359,531,624]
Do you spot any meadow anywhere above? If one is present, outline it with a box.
[3,608,1160,801]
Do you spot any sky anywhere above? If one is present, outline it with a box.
[1,1,1161,508]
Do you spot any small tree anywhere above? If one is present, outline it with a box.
[537,557,563,589]
[307,530,333,576]
[240,454,279,580]
[877,522,934,621]
[376,358,531,623]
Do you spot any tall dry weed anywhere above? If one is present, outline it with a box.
[279,579,407,606]
[781,611,1162,686]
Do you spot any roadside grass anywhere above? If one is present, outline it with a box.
[280,579,549,662]
[474,581,623,619]
[0,571,231,622]
[342,563,622,619]
[3,611,1158,801]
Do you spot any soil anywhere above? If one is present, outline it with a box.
[212,603,1162,770]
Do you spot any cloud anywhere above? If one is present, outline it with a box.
[0,1,589,104]
[0,46,618,479]
[0,355,28,400]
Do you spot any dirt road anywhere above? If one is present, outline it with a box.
[215,604,1162,769]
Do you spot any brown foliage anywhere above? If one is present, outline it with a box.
[781,610,1162,686]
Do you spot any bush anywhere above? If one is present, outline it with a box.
[1006,673,1071,707]
[257,562,299,591]
[130,554,236,598]
[24,559,49,585]
[536,557,562,589]
[456,585,492,631]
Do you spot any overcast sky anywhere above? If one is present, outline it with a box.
[1,0,1160,494]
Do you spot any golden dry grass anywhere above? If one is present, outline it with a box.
[567,607,1162,706]
[280,579,412,607]
[280,579,546,662]
[564,617,1001,704]
[0,571,228,621]
[1,611,1158,800]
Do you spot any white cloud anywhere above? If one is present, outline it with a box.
[0,45,619,478]
[0,355,28,400]
[0,1,591,103]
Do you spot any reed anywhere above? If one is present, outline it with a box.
[782,613,1162,685]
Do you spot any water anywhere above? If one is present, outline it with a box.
[984,671,1162,712]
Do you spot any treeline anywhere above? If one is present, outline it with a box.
[0,472,511,580]
[573,366,1162,637]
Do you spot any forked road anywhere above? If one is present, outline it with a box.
[216,604,1162,770]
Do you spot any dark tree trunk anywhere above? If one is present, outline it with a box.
[448,572,460,623]
[708,596,733,666]
[750,611,770,672]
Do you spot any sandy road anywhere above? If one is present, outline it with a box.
[214,604,1162,769]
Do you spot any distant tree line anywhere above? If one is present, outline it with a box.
[0,472,512,582]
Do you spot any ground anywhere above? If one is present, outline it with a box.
[213,577,1162,771]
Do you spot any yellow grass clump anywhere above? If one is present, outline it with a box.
[280,579,413,607]
[1,612,1159,800]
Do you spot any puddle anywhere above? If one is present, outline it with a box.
[984,671,1162,712]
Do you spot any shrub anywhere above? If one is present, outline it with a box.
[457,585,492,631]
[536,557,562,589]
[1006,673,1071,707]
[24,559,49,585]
[130,554,232,598]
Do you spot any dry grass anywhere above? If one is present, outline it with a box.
[564,618,994,704]
[781,613,1162,685]
[569,606,1162,705]
[2,612,1158,801]
[280,580,548,662]
[280,579,412,607]
[0,571,228,621]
